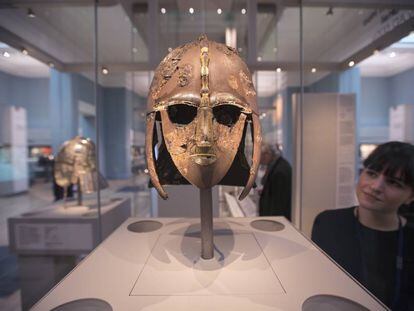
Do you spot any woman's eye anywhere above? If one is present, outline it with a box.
[366,170,377,177]
[387,179,404,188]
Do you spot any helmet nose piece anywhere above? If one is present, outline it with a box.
[196,107,214,143]
[193,104,216,165]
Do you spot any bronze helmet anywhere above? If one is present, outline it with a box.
[54,136,108,193]
[146,36,261,200]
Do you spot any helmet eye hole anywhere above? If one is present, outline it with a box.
[213,105,242,127]
[167,104,197,125]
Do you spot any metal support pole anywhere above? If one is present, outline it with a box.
[93,0,103,242]
[200,188,213,259]
[247,0,257,66]
[77,179,82,206]
[298,0,304,230]
[148,0,159,68]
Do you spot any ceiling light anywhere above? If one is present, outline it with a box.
[373,49,380,55]
[27,8,36,18]
[102,67,109,75]
[189,7,194,14]
[2,51,10,58]
[326,7,333,16]
[273,47,278,53]
[348,60,355,67]
[259,112,267,119]
[276,67,282,72]
[257,56,262,62]
[48,62,54,68]
[389,52,396,58]
[21,48,28,55]
[311,68,317,73]
[241,8,246,15]
[168,47,172,52]
[237,47,242,52]
[132,47,138,53]
[161,8,166,14]
[217,8,222,15]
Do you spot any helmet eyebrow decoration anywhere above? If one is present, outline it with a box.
[146,36,262,200]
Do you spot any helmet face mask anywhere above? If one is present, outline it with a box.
[146,36,262,200]
[54,136,108,194]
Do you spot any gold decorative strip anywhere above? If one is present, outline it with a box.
[200,46,210,108]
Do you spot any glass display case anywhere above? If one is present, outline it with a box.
[0,1,413,310]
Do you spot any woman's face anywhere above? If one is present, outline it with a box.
[356,168,414,214]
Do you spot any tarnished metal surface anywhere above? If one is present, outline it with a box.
[54,136,108,195]
[146,36,261,199]
[145,113,168,199]
[239,113,262,200]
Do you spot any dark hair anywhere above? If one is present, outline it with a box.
[363,141,414,188]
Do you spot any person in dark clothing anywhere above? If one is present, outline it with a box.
[259,144,292,220]
[312,141,414,310]
[51,159,74,201]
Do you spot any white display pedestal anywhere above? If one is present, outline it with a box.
[8,197,131,310]
[32,217,386,311]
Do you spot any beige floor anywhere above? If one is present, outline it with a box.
[0,175,152,311]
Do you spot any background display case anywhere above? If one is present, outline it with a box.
[8,197,131,310]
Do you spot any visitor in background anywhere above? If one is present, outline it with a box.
[259,143,292,220]
[312,141,414,310]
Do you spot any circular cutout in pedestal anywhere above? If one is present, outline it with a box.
[51,298,112,311]
[302,294,370,311]
[127,220,163,233]
[250,219,285,232]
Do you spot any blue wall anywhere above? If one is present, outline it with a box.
[359,67,414,129]
[0,69,143,180]
[390,67,414,107]
[258,96,275,138]
[50,70,77,153]
[102,87,130,179]
[0,71,11,109]
[306,68,361,144]
[280,86,304,164]
[0,71,50,143]
[305,65,414,145]
[50,71,98,152]
[307,67,361,95]
[101,87,148,179]
[308,73,340,93]
[360,77,390,127]
[10,77,50,130]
